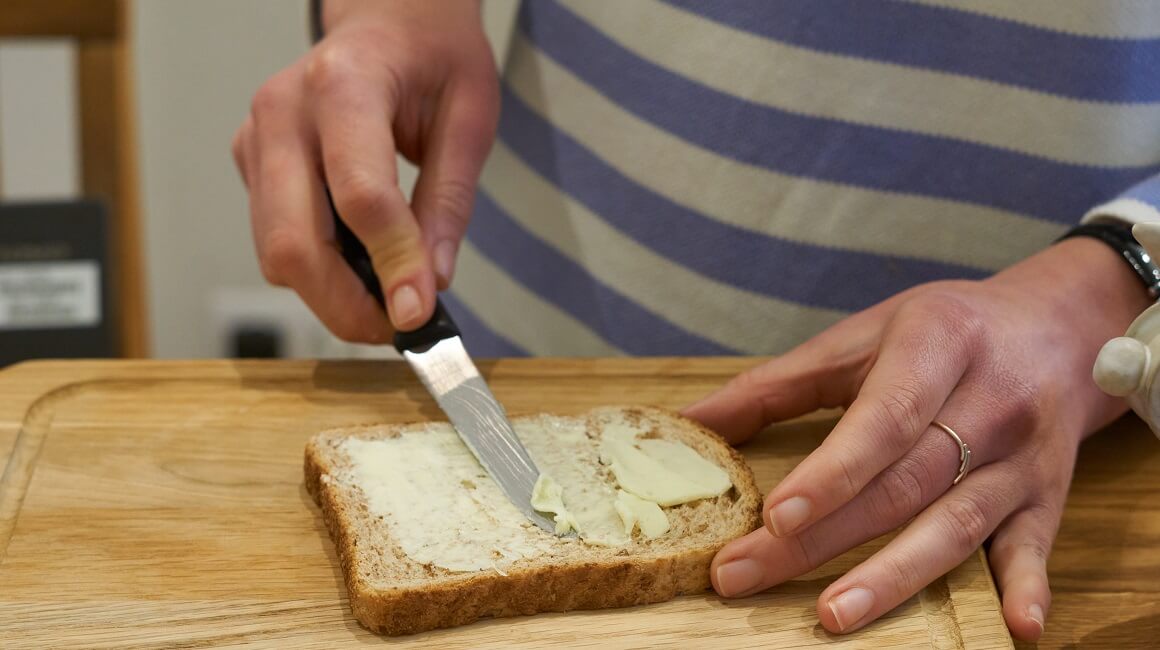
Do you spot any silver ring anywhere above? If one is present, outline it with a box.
[932,420,971,485]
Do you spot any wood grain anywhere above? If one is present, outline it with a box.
[0,0,117,38]
[0,359,1012,648]
[76,0,149,357]
[1013,414,1160,649]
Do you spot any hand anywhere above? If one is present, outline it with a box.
[232,0,499,340]
[684,237,1150,642]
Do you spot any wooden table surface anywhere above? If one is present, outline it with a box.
[0,358,1156,648]
[1019,413,1160,648]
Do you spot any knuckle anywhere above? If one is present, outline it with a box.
[1009,390,1044,434]
[726,368,795,427]
[869,380,926,448]
[874,458,928,521]
[908,289,987,349]
[259,230,307,286]
[990,370,1045,435]
[733,366,766,393]
[366,235,424,281]
[785,531,822,571]
[306,38,393,96]
[990,504,1059,575]
[305,41,357,91]
[250,76,293,119]
[429,179,477,228]
[332,172,395,224]
[991,537,1049,567]
[881,547,925,595]
[939,497,992,556]
[833,452,864,501]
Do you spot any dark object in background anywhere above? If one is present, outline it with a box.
[0,201,116,366]
[230,324,283,358]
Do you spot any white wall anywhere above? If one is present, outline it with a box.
[0,0,517,358]
[132,1,308,358]
[0,40,79,200]
[131,0,517,358]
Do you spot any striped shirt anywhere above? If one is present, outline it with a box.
[446,0,1160,357]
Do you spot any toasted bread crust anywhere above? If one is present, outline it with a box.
[304,406,762,636]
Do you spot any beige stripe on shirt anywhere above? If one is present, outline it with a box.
[905,0,1160,38]
[560,0,1160,168]
[505,33,1065,273]
[478,142,847,354]
[452,242,620,356]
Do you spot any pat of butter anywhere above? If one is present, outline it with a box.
[602,433,732,507]
[615,489,670,538]
[531,474,581,535]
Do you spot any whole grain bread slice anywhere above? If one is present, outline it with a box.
[304,405,762,636]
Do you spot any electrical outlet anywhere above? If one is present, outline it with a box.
[208,287,327,358]
[208,287,400,359]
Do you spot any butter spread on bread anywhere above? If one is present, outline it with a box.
[339,411,732,570]
[305,406,762,636]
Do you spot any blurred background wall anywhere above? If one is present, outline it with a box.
[0,0,517,358]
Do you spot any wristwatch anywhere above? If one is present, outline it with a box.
[1058,223,1160,299]
[309,0,323,42]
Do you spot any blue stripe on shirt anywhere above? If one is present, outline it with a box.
[522,1,1160,225]
[662,0,1160,103]
[496,84,989,312]
[441,291,528,357]
[467,191,736,356]
[1123,174,1160,208]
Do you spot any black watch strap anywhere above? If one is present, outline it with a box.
[1058,223,1160,299]
[309,0,323,42]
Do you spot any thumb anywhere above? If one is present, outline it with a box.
[682,351,858,445]
[682,306,892,443]
[412,75,500,289]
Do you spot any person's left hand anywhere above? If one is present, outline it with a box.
[684,237,1149,642]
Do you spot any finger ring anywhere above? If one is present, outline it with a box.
[932,420,971,485]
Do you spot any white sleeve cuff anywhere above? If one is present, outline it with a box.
[1081,197,1160,226]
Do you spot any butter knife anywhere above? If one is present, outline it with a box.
[330,201,557,535]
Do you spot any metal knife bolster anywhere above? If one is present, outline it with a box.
[396,310,557,535]
[329,200,557,534]
[402,338,556,534]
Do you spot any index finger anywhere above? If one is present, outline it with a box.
[307,45,435,331]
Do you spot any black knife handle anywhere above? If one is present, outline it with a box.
[327,188,461,351]
[329,189,385,308]
[393,298,460,352]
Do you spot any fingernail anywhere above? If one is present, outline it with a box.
[715,558,764,597]
[768,496,811,536]
[390,284,422,329]
[827,587,874,632]
[1027,603,1045,632]
[434,240,457,283]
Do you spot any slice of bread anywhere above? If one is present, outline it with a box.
[304,405,762,636]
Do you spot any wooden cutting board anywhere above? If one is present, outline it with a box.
[0,359,1011,649]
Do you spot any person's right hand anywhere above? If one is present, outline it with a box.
[233,0,499,341]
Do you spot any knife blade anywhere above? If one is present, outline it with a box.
[329,196,558,535]
[396,311,558,535]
